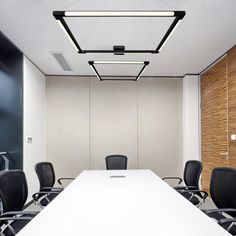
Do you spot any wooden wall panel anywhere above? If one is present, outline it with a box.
[228,46,236,167]
[201,57,228,193]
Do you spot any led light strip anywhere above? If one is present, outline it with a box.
[89,64,100,80]
[56,20,79,52]
[64,11,175,17]
[53,10,185,54]
[136,63,148,81]
[92,61,146,65]
[88,61,149,81]
[158,20,182,52]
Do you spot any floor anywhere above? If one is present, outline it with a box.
[200,197,216,210]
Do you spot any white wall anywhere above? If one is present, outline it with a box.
[183,75,200,165]
[90,80,138,169]
[23,57,46,202]
[138,79,183,176]
[46,77,90,178]
[22,70,199,200]
[46,77,183,177]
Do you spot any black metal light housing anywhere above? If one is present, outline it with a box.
[53,10,185,54]
[113,45,125,55]
[88,61,150,81]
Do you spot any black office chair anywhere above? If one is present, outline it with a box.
[163,160,207,206]
[105,155,128,170]
[0,170,38,236]
[203,167,236,235]
[34,162,74,207]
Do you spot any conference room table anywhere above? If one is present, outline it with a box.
[17,170,230,236]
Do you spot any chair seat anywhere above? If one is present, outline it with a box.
[2,219,30,236]
[207,212,226,221]
[207,212,236,235]
[180,191,200,206]
[40,193,57,207]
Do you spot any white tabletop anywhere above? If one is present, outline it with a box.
[17,170,230,236]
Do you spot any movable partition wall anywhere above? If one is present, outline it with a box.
[0,32,23,170]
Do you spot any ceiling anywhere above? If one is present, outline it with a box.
[0,0,235,77]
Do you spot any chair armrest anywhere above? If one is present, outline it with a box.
[174,186,198,191]
[178,190,208,207]
[203,208,236,214]
[218,218,236,233]
[0,211,36,225]
[179,189,208,199]
[162,177,182,185]
[0,216,33,221]
[218,217,236,226]
[32,191,60,202]
[218,217,236,233]
[0,215,33,236]
[32,191,60,209]
[0,211,38,217]
[57,177,74,186]
[40,187,63,191]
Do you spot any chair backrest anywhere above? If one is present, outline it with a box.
[0,170,28,212]
[105,155,128,170]
[210,167,236,209]
[35,162,55,190]
[183,160,203,188]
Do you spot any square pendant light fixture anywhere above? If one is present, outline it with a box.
[88,61,149,81]
[53,10,185,54]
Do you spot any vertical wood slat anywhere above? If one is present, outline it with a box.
[228,46,236,167]
[200,57,228,193]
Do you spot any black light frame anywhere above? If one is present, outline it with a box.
[88,61,150,81]
[53,10,185,54]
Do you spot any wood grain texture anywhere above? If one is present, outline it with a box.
[201,57,228,193]
[228,46,236,167]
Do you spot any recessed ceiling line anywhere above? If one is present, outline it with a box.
[61,0,82,10]
[81,0,112,45]
[129,0,156,46]
[155,0,177,10]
